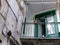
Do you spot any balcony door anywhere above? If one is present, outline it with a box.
[34,10,59,38]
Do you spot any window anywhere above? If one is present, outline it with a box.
[35,10,59,38]
[46,16,55,35]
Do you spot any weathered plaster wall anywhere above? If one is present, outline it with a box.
[0,0,9,45]
[0,0,25,45]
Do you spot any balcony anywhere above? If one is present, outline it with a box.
[20,22,60,39]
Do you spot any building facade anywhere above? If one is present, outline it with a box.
[0,0,26,45]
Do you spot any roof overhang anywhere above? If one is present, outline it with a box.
[26,0,57,15]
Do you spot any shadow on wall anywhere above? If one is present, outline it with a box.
[21,40,60,45]
[22,41,34,45]
[0,0,1,7]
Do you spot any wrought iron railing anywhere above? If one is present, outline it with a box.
[20,22,60,39]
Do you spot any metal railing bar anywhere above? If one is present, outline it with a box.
[22,22,60,24]
[25,1,57,2]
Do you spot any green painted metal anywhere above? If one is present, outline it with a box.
[34,9,56,17]
[45,11,59,38]
[35,10,56,18]
[33,17,38,38]
[45,18,48,38]
[34,9,59,38]
[45,16,56,38]
[34,24,38,38]
[53,12,59,37]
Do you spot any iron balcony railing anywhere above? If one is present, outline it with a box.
[20,22,60,39]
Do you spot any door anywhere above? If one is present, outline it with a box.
[34,10,59,38]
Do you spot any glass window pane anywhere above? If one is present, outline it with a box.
[46,16,55,35]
